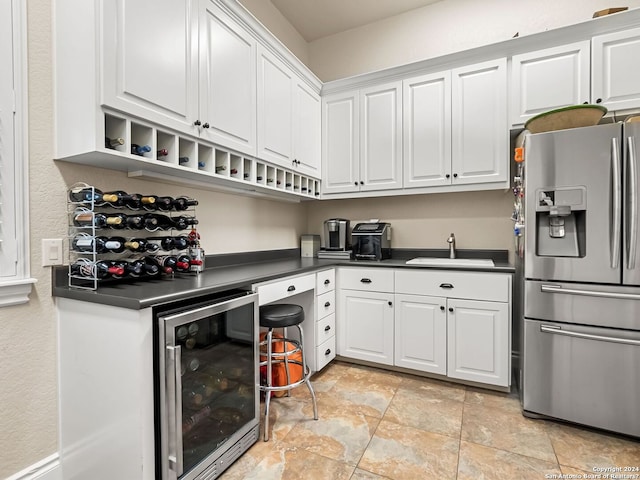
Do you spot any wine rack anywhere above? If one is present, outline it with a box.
[67,182,203,290]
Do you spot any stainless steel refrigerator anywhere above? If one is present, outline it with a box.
[518,121,640,438]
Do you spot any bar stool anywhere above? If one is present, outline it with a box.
[259,304,318,441]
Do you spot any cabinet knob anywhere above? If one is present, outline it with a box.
[445,174,450,179]
[360,278,372,283]
[194,120,201,126]
[453,173,458,178]
[324,325,331,332]
[360,181,364,185]
[202,122,210,129]
[596,98,602,104]
[388,301,393,306]
[324,301,331,308]
[287,285,296,292]
[448,307,454,312]
[354,182,358,186]
[440,305,445,311]
[324,279,330,285]
[325,348,332,355]
[439,283,454,289]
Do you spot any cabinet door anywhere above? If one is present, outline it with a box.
[593,27,640,112]
[510,41,590,126]
[447,299,510,387]
[403,71,451,188]
[257,45,293,167]
[451,58,508,186]
[337,290,394,365]
[199,0,256,156]
[360,81,403,191]
[321,91,360,194]
[293,80,321,178]
[394,294,447,375]
[101,0,198,133]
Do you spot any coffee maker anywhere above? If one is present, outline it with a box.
[323,218,350,250]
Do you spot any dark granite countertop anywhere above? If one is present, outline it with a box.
[52,248,514,310]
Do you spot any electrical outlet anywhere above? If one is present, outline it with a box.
[42,238,64,266]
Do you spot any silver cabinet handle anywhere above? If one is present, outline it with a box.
[541,283,640,300]
[166,345,184,476]
[612,137,622,269]
[628,136,638,270]
[541,325,640,346]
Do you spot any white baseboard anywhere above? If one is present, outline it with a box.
[6,454,61,480]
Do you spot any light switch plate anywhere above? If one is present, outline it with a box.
[42,238,64,266]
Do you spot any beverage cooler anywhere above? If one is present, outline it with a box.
[155,290,260,480]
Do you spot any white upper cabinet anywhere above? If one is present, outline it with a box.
[257,45,294,166]
[293,80,321,178]
[360,81,403,192]
[101,0,199,133]
[451,58,508,186]
[592,27,640,112]
[199,0,256,156]
[510,41,590,126]
[403,71,451,188]
[322,91,360,194]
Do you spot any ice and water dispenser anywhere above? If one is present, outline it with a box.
[535,186,586,257]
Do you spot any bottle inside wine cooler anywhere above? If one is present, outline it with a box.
[131,144,151,156]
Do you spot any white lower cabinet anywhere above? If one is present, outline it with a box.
[446,298,510,386]
[337,267,511,388]
[394,294,447,374]
[337,289,395,366]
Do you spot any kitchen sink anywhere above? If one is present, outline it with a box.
[405,257,495,267]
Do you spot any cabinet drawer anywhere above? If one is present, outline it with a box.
[316,335,336,371]
[316,269,335,294]
[395,270,510,302]
[256,273,315,306]
[316,291,336,319]
[316,313,336,345]
[339,267,394,292]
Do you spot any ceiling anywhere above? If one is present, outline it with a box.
[270,0,443,42]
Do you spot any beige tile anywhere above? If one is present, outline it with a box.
[464,386,521,414]
[358,419,459,479]
[560,465,593,476]
[398,374,466,403]
[548,422,640,472]
[384,385,463,437]
[261,395,309,442]
[462,402,557,462]
[309,360,351,393]
[225,443,355,480]
[349,468,393,479]
[282,408,380,465]
[457,440,562,479]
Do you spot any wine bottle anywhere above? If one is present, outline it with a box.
[293,185,299,190]
[172,196,198,211]
[152,255,178,274]
[109,260,129,279]
[70,259,125,279]
[142,256,164,276]
[123,238,145,252]
[285,182,292,188]
[72,211,125,229]
[71,234,123,253]
[105,136,125,149]
[68,187,118,205]
[144,213,173,230]
[266,178,274,184]
[155,196,174,211]
[101,190,134,208]
[125,214,147,230]
[157,149,168,157]
[230,168,238,175]
[197,161,205,169]
[124,193,156,210]
[243,173,250,179]
[215,165,227,173]
[131,144,151,156]
[178,156,189,165]
[176,255,191,272]
[257,175,264,181]
[124,259,145,277]
[172,216,198,231]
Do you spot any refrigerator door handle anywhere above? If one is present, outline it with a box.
[627,136,638,270]
[541,325,640,346]
[612,137,622,269]
[541,283,640,300]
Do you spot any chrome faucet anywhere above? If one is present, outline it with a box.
[447,233,456,259]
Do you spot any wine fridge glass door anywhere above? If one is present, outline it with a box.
[159,292,259,480]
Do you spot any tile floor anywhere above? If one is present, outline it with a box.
[221,361,640,479]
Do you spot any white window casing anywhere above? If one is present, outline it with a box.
[0,0,35,306]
